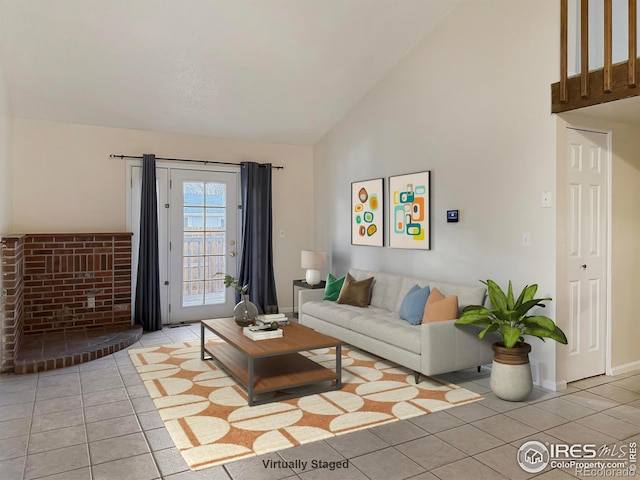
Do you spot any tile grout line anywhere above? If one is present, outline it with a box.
[77,368,95,480]
[21,373,38,480]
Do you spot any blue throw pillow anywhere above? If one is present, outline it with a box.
[399,284,431,325]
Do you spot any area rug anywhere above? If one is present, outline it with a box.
[129,341,483,470]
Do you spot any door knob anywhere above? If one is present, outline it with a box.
[581,264,587,269]
[229,252,236,257]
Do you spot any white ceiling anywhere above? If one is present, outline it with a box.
[0,0,460,145]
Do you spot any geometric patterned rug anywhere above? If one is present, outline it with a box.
[129,341,483,470]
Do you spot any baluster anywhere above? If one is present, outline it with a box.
[630,0,637,87]
[560,0,568,103]
[604,0,613,93]
[581,0,589,98]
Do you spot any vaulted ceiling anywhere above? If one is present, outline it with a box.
[0,0,460,145]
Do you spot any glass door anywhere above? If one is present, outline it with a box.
[169,169,239,323]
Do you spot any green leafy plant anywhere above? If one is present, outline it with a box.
[216,273,248,295]
[455,280,568,348]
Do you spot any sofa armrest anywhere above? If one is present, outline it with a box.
[420,320,495,376]
[299,288,326,312]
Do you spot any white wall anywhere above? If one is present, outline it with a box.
[313,0,561,388]
[11,118,314,309]
[0,49,12,234]
[0,50,12,351]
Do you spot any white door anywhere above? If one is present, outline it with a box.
[169,169,239,323]
[565,128,608,382]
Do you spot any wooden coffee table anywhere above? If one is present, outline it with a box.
[200,317,342,406]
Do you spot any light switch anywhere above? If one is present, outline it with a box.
[522,232,531,247]
[541,192,552,208]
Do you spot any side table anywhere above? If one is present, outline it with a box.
[292,279,326,318]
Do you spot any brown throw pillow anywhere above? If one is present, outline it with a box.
[336,273,374,307]
[422,287,458,323]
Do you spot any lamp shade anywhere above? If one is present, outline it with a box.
[301,250,326,269]
[301,250,326,286]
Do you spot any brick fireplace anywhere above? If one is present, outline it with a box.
[1,232,136,373]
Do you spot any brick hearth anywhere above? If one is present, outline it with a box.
[1,232,140,373]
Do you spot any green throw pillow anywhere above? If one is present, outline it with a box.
[324,273,345,301]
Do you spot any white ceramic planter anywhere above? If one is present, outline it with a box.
[490,342,533,402]
[490,360,533,401]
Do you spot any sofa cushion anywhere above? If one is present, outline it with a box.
[323,273,345,301]
[302,300,365,329]
[350,269,402,311]
[337,273,374,307]
[422,288,458,323]
[350,313,421,354]
[428,281,485,314]
[399,284,431,325]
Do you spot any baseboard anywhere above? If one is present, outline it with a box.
[610,359,640,376]
[542,379,567,392]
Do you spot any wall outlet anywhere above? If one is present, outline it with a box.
[87,296,95,308]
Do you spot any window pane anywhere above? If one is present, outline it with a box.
[183,233,204,256]
[183,281,204,307]
[184,182,204,206]
[205,208,226,231]
[205,280,226,305]
[206,183,226,207]
[183,256,204,281]
[205,255,225,279]
[184,207,204,231]
[206,232,225,255]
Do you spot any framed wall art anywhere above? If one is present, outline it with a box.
[388,171,431,249]
[351,178,384,246]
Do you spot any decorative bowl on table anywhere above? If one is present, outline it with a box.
[233,295,259,327]
[234,318,254,328]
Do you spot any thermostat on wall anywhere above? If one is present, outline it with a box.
[447,210,459,223]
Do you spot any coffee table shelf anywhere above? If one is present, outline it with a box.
[201,317,342,406]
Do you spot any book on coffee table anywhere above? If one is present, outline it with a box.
[255,313,289,326]
[243,325,283,341]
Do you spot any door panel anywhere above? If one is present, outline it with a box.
[169,169,238,323]
[565,128,608,382]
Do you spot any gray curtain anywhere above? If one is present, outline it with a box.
[237,162,278,313]
[134,154,162,331]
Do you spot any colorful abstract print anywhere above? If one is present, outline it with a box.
[389,171,430,249]
[352,179,383,246]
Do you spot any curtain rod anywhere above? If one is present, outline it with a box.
[110,154,284,170]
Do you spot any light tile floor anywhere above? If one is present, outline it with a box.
[1,324,639,480]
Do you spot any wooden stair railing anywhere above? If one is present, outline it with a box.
[552,0,639,113]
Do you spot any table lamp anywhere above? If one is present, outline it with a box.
[301,250,326,286]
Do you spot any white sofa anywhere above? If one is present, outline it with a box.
[299,268,495,382]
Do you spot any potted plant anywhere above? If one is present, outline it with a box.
[455,279,568,401]
[217,273,258,327]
